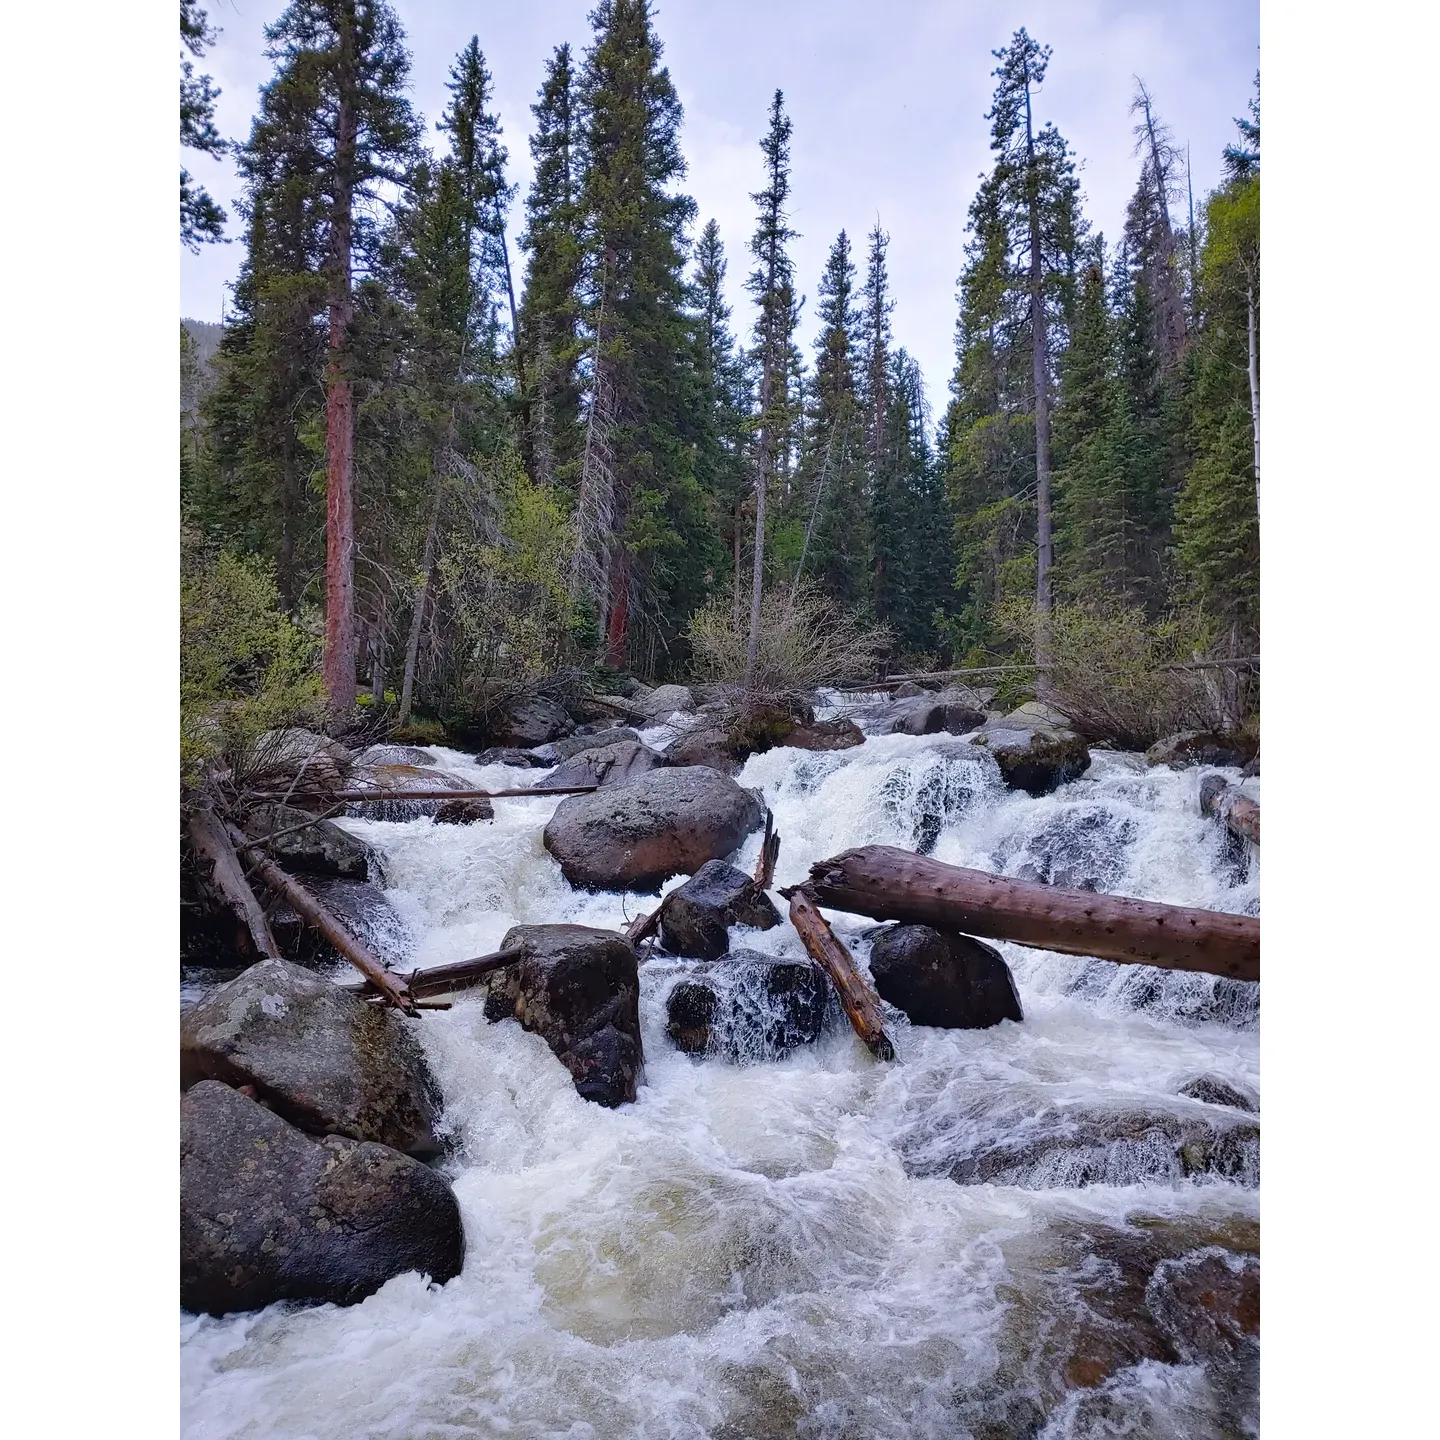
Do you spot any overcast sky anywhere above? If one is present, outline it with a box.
[181,0,1258,413]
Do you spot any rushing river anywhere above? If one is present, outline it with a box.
[181,699,1260,1438]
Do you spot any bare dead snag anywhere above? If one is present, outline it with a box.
[753,810,780,890]
[187,806,281,960]
[787,888,895,1061]
[790,846,1258,982]
[625,908,661,945]
[229,823,417,1014]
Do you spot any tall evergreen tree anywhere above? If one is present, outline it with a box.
[519,44,585,490]
[797,230,868,610]
[573,0,712,670]
[859,222,902,623]
[744,90,799,688]
[247,0,421,711]
[181,0,227,248]
[690,219,751,619]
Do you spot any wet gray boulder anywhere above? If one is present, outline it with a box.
[492,694,573,747]
[664,721,738,773]
[180,959,441,1156]
[542,739,666,791]
[181,1081,463,1315]
[269,876,413,970]
[355,744,436,768]
[868,924,1023,1029]
[784,718,866,751]
[971,705,1091,796]
[244,803,372,880]
[1178,1075,1259,1113]
[543,766,766,891]
[255,728,355,774]
[476,746,551,768]
[1146,729,1257,770]
[346,762,473,820]
[482,925,643,1107]
[658,859,781,960]
[532,726,640,764]
[637,683,695,717]
[434,798,494,825]
[666,950,828,1060]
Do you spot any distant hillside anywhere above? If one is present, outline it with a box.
[182,318,224,369]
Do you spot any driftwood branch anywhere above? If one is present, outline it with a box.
[254,785,601,803]
[1201,780,1260,847]
[790,846,1259,982]
[230,823,418,1013]
[187,806,281,960]
[753,810,780,890]
[787,888,895,1061]
[625,908,661,945]
[834,656,1262,691]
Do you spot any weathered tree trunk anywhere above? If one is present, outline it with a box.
[745,365,775,691]
[625,908,661,945]
[340,948,521,1001]
[787,889,895,1060]
[187,806,281,960]
[257,784,602,803]
[398,480,444,725]
[234,824,416,1012]
[1201,779,1260,847]
[323,29,359,715]
[753,810,780,889]
[795,846,1259,981]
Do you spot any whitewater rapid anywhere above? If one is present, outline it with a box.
[180,705,1259,1438]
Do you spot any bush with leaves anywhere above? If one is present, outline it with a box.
[996,598,1255,748]
[180,528,325,784]
[686,581,891,698]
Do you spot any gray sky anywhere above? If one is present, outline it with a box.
[181,0,1258,414]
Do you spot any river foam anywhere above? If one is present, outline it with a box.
[181,725,1258,1438]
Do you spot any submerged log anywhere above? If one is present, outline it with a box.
[231,824,417,1013]
[787,889,895,1061]
[753,810,781,890]
[791,846,1259,982]
[187,806,281,960]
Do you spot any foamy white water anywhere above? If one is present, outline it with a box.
[181,723,1259,1438]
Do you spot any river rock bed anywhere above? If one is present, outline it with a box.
[181,697,1259,1439]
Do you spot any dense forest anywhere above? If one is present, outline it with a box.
[180,0,1259,742]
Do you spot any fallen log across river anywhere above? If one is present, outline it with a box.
[254,784,602,803]
[787,846,1259,982]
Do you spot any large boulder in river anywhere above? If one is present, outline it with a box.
[180,959,442,1156]
[636,683,695,718]
[255,727,355,774]
[666,950,828,1060]
[971,705,1091,796]
[346,762,472,820]
[543,766,765,891]
[434,797,494,825]
[491,694,573,747]
[785,717,866,751]
[181,1080,463,1316]
[664,700,815,774]
[658,859,781,960]
[542,739,666,791]
[355,744,437,768]
[532,726,640,763]
[868,924,1023,1029]
[1146,729,1257,770]
[244,803,372,880]
[483,925,643,1107]
[476,746,551,768]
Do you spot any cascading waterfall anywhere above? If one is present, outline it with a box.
[181,701,1259,1439]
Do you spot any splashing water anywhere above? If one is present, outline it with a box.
[181,724,1259,1438]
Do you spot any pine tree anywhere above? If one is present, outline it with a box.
[181,0,227,248]
[744,90,800,688]
[859,223,901,623]
[797,230,869,611]
[573,0,712,670]
[518,44,585,491]
[690,219,751,619]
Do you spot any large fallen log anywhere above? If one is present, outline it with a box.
[229,823,418,1013]
[187,806,281,960]
[340,948,522,1002]
[787,889,895,1061]
[790,846,1259,982]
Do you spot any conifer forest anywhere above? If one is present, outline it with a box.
[180,0,1260,734]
